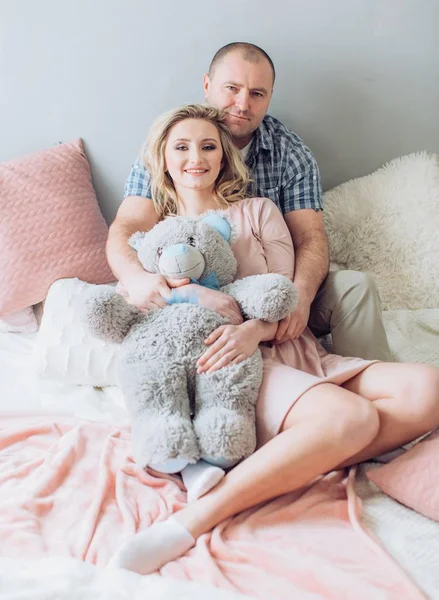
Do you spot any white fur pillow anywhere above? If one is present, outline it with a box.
[323,152,439,310]
[33,278,119,386]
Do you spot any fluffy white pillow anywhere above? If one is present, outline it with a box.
[33,278,119,386]
[323,152,439,310]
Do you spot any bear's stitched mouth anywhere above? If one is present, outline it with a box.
[172,261,204,276]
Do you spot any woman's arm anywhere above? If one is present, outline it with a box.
[198,199,297,372]
[256,198,296,279]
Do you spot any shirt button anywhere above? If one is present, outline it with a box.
[313,175,317,180]
[133,164,139,170]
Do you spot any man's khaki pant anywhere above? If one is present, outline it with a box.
[308,270,392,361]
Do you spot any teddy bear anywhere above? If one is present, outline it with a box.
[83,212,298,472]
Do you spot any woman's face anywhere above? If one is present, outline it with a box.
[164,118,224,194]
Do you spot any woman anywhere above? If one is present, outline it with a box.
[109,104,439,574]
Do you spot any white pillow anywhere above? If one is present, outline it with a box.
[323,152,439,311]
[0,307,38,334]
[33,278,119,386]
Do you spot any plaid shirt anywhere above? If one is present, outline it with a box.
[124,114,323,214]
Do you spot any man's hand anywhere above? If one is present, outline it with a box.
[186,285,243,325]
[197,320,262,374]
[123,271,189,311]
[275,296,311,343]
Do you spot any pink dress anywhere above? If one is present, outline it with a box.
[223,197,376,447]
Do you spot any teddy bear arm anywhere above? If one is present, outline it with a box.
[221,274,299,322]
[83,285,140,343]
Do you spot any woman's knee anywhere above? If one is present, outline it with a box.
[333,395,380,452]
[404,364,439,426]
[283,384,379,454]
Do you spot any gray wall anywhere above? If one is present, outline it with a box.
[1,0,438,223]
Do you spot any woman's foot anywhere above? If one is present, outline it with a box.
[181,460,225,503]
[108,517,195,574]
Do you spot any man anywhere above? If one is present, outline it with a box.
[107,42,391,360]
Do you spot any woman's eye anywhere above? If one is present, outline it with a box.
[203,145,216,151]
[176,145,187,151]
[187,237,196,246]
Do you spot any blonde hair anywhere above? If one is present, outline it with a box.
[142,103,251,220]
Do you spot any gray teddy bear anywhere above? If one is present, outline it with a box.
[84,212,298,472]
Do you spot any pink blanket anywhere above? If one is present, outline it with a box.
[0,417,425,599]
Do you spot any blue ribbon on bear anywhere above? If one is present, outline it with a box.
[167,271,220,304]
[190,272,220,291]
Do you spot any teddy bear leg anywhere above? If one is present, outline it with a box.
[119,360,200,469]
[193,352,263,464]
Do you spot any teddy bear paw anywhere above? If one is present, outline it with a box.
[193,407,256,463]
[131,414,200,469]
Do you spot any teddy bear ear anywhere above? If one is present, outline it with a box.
[128,231,147,252]
[200,214,231,242]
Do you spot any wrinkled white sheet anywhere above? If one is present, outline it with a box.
[0,556,251,600]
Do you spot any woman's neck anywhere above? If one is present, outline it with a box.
[176,187,221,217]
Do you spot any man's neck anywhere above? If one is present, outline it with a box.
[233,133,254,150]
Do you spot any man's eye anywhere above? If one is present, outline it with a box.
[252,92,263,98]
[226,86,237,92]
[187,237,196,246]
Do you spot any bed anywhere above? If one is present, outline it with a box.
[1,146,439,599]
[1,320,439,599]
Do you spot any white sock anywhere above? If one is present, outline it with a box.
[181,460,225,503]
[108,516,195,575]
[149,458,190,474]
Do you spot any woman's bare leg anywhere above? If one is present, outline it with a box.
[173,383,379,537]
[338,362,439,467]
[109,383,379,573]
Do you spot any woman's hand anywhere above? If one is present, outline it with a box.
[184,285,243,325]
[197,320,264,374]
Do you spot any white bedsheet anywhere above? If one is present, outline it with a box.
[1,331,438,599]
[0,556,251,600]
[0,331,128,422]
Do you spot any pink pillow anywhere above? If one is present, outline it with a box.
[367,430,439,522]
[0,139,113,315]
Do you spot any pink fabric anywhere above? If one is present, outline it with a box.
[223,198,375,445]
[0,139,113,316]
[368,429,439,522]
[0,416,424,598]
[0,307,38,333]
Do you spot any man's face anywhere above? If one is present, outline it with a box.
[204,52,273,148]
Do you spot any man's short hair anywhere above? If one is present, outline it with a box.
[208,42,275,84]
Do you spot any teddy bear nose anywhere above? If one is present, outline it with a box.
[162,244,189,258]
[158,243,206,280]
